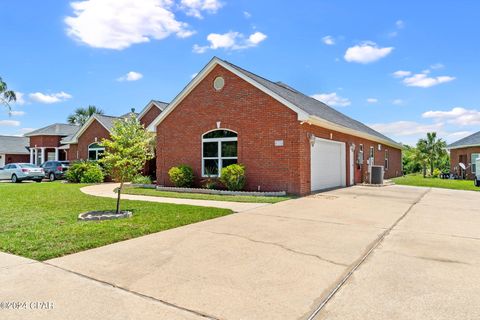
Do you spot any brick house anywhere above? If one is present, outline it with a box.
[24,124,80,165]
[0,135,30,167]
[63,101,167,176]
[148,57,403,195]
[447,131,480,179]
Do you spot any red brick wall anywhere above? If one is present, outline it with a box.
[5,154,30,164]
[450,146,480,179]
[140,105,162,128]
[155,64,402,195]
[68,120,110,161]
[29,135,62,147]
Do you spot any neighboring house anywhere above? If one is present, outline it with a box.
[24,124,80,165]
[148,57,403,195]
[447,131,480,179]
[62,101,167,176]
[0,135,30,167]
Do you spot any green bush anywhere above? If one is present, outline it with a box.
[168,165,194,187]
[66,161,104,183]
[132,175,153,184]
[432,168,442,178]
[220,164,246,191]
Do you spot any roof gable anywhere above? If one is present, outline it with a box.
[62,114,119,144]
[138,100,168,122]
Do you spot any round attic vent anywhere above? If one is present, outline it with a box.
[213,76,225,91]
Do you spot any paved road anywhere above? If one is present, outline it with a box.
[1,185,479,319]
[81,183,270,212]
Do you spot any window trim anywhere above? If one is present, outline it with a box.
[88,142,105,161]
[385,149,389,170]
[369,146,374,165]
[201,129,238,177]
[472,153,480,174]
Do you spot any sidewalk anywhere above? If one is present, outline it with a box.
[80,183,270,212]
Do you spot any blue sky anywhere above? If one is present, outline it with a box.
[1,0,479,145]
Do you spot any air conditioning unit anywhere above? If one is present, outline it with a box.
[371,165,384,184]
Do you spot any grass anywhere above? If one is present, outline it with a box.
[122,186,294,203]
[393,174,479,192]
[0,182,232,261]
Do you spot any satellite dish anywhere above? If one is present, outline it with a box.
[459,162,466,170]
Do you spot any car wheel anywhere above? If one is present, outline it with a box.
[49,173,55,182]
[11,174,20,183]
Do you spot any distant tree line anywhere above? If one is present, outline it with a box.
[402,132,449,177]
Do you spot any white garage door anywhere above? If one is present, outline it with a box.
[311,138,346,191]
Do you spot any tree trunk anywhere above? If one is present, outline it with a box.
[116,182,123,214]
[423,164,427,178]
[430,159,434,176]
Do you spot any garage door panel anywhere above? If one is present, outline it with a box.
[311,139,346,191]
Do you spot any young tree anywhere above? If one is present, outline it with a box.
[424,132,447,175]
[68,105,104,125]
[99,115,154,213]
[415,139,429,178]
[0,77,17,112]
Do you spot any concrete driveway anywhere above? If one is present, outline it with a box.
[2,185,479,319]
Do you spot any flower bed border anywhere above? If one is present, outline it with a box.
[131,184,286,197]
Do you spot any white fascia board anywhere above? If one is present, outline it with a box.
[447,144,480,150]
[147,57,309,131]
[307,116,404,150]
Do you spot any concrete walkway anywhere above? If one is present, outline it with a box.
[80,183,270,212]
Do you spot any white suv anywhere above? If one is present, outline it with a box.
[475,157,480,187]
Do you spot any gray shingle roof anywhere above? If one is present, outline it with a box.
[93,114,121,131]
[222,59,400,146]
[0,135,29,154]
[447,131,480,149]
[152,100,169,111]
[24,123,79,137]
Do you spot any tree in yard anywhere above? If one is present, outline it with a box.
[99,115,154,213]
[67,105,104,125]
[0,77,16,112]
[415,139,430,178]
[423,132,447,175]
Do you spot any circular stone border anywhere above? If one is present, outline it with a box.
[78,210,132,221]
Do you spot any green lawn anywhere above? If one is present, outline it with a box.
[0,182,231,261]
[393,174,479,191]
[123,186,294,203]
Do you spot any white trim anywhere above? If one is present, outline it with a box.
[307,116,403,149]
[62,115,111,144]
[88,142,105,161]
[201,129,238,177]
[447,144,480,150]
[147,57,310,132]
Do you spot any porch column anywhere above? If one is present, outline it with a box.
[30,148,34,164]
[34,148,38,165]
[54,147,59,161]
[40,147,46,164]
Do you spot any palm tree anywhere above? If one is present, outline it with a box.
[0,77,16,112]
[424,132,447,175]
[68,105,104,126]
[415,139,429,178]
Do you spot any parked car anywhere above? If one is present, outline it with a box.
[0,163,45,183]
[475,158,480,187]
[40,160,70,181]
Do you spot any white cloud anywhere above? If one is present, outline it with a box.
[446,131,473,142]
[396,20,405,29]
[370,121,444,137]
[117,71,143,81]
[422,107,480,126]
[9,111,25,116]
[392,99,404,105]
[180,0,223,18]
[243,11,251,19]
[0,120,21,127]
[13,92,26,105]
[193,31,267,53]
[311,92,351,107]
[29,92,72,104]
[17,127,36,135]
[322,35,335,45]
[65,0,196,50]
[366,98,378,103]
[344,42,393,64]
[392,70,412,78]
[403,73,455,88]
[430,63,444,70]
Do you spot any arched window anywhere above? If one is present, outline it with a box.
[88,143,105,161]
[202,130,237,176]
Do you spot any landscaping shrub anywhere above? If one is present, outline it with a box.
[168,165,194,187]
[132,175,153,184]
[432,168,442,178]
[66,161,104,183]
[220,164,246,191]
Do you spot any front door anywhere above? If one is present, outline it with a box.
[349,147,355,185]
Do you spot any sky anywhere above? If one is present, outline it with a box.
[1,0,479,146]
